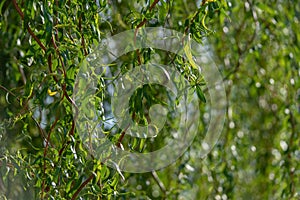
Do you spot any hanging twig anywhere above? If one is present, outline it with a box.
[151,171,166,195]
[71,174,95,200]
[134,0,161,65]
[12,0,46,52]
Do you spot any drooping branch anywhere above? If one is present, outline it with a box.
[71,174,95,200]
[134,0,161,64]
[12,0,46,52]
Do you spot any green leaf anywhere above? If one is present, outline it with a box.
[195,85,206,103]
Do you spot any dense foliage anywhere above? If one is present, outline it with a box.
[0,0,299,199]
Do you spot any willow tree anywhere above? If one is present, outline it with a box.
[0,0,299,199]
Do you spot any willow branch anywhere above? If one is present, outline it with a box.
[79,15,88,56]
[71,174,95,200]
[151,171,166,194]
[134,0,160,64]
[12,0,46,51]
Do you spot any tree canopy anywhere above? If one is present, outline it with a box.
[0,0,299,199]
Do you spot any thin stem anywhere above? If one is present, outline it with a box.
[12,0,46,52]
[116,124,130,148]
[134,0,161,65]
[0,85,47,140]
[71,174,95,200]
[79,15,88,56]
[151,171,166,195]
